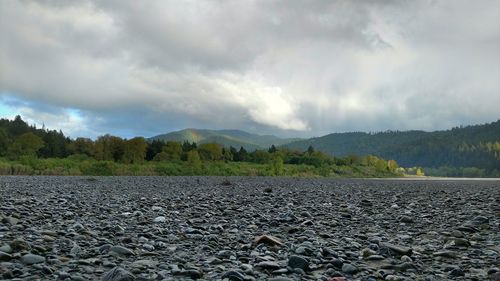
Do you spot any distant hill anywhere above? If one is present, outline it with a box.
[149,129,301,150]
[285,120,500,171]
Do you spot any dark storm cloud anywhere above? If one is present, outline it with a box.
[0,0,499,138]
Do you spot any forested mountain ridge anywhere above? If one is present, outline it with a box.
[1,115,499,176]
[149,128,301,150]
[285,120,500,172]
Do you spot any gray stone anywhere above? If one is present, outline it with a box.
[10,238,30,252]
[101,267,135,281]
[0,251,12,261]
[70,243,82,257]
[110,245,134,256]
[342,263,358,274]
[449,267,465,277]
[400,216,414,223]
[287,255,309,271]
[153,216,166,223]
[2,216,18,225]
[256,261,280,270]
[0,244,12,253]
[222,270,245,281]
[20,254,45,265]
[184,268,203,279]
[433,251,458,258]
[380,243,413,256]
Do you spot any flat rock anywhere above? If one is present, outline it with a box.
[101,267,135,281]
[222,270,245,281]
[110,245,134,256]
[256,261,281,270]
[153,216,166,223]
[20,254,45,265]
[253,235,283,247]
[380,242,413,256]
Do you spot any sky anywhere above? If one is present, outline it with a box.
[1,0,499,139]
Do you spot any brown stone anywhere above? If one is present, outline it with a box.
[252,235,283,247]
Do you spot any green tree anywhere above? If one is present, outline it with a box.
[387,159,399,172]
[146,140,164,161]
[302,151,329,167]
[307,145,315,154]
[39,130,69,158]
[270,155,284,175]
[198,143,223,161]
[69,137,94,156]
[222,147,233,161]
[187,150,202,171]
[252,150,271,164]
[268,145,277,153]
[234,146,248,162]
[182,141,197,152]
[9,115,30,136]
[0,128,11,156]
[163,141,183,161]
[8,132,45,159]
[93,135,125,162]
[122,137,147,164]
[416,167,425,176]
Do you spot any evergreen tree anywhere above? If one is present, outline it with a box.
[146,140,164,161]
[8,132,45,159]
[268,145,277,153]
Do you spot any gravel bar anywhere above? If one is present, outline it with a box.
[0,176,499,281]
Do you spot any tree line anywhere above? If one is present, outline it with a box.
[285,120,500,177]
[0,116,401,177]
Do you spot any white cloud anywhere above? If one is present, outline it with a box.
[0,0,499,137]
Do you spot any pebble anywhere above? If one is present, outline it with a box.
[109,245,134,256]
[287,255,309,271]
[222,270,245,281]
[0,251,12,261]
[20,254,45,265]
[101,266,135,281]
[153,216,166,223]
[342,263,358,274]
[0,176,497,280]
[256,261,281,270]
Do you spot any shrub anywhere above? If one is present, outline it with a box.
[80,161,116,176]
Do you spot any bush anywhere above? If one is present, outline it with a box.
[154,162,185,176]
[66,154,91,162]
[80,161,116,176]
[0,162,12,175]
[11,164,34,175]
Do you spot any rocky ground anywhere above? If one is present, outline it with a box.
[0,176,499,281]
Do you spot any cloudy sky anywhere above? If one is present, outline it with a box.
[1,0,499,139]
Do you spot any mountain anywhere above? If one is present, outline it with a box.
[149,129,301,150]
[285,120,500,171]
